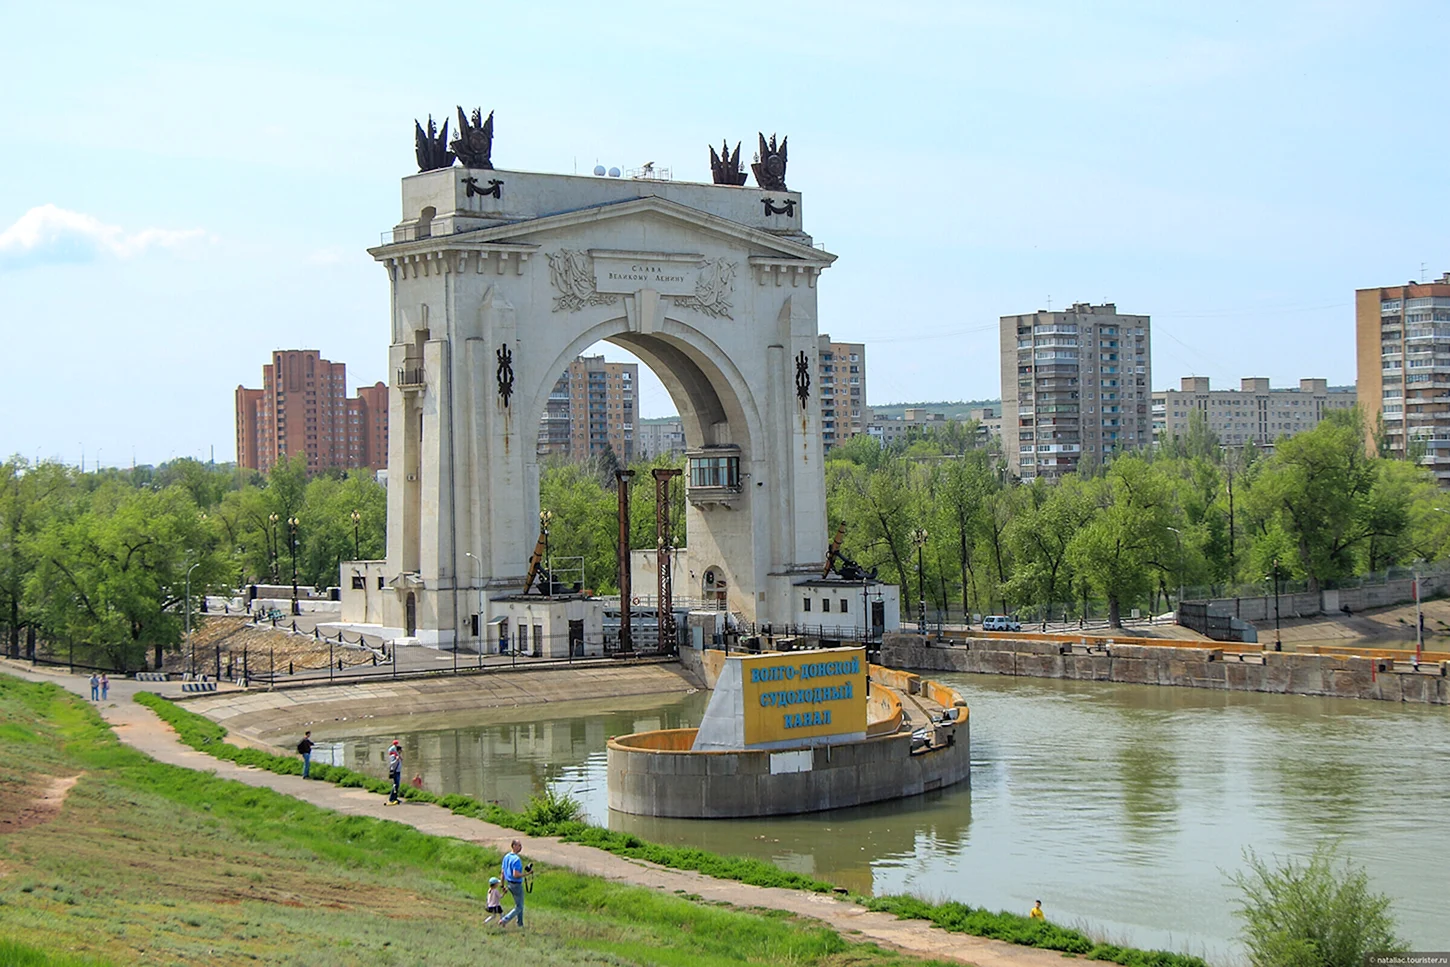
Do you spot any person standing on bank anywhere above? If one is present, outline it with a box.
[99,674,109,702]
[499,839,528,930]
[385,739,403,805]
[297,731,314,779]
[89,674,99,701]
[1029,899,1045,920]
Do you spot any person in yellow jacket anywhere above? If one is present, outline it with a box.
[1029,899,1045,920]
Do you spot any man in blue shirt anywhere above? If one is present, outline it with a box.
[499,839,527,930]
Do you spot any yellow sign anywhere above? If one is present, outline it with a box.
[739,648,867,746]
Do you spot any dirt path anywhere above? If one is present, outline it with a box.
[1,661,1074,967]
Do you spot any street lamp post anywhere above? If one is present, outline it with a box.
[350,509,361,560]
[464,551,484,659]
[910,527,929,632]
[184,561,201,677]
[287,517,300,615]
[267,513,280,582]
[1267,558,1282,652]
[540,509,554,598]
[1166,526,1183,615]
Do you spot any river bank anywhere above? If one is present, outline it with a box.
[883,633,1450,704]
[177,662,703,746]
[0,664,1170,967]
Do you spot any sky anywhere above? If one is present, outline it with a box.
[2,0,1446,466]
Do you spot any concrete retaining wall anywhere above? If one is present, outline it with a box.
[882,634,1449,705]
[607,723,970,818]
[1189,571,1450,624]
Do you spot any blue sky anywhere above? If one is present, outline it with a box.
[2,0,1446,465]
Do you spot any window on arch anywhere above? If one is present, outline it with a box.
[687,447,741,489]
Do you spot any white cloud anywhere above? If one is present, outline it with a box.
[0,204,208,269]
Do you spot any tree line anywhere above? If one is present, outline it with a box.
[822,408,1447,626]
[0,455,385,670]
[4,405,1444,668]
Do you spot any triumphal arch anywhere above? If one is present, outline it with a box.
[345,115,838,648]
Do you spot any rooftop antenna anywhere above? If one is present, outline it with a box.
[1046,295,1052,311]
[1422,262,1428,283]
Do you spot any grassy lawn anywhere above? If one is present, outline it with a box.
[0,674,952,967]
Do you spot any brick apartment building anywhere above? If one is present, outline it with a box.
[1356,272,1450,484]
[536,354,638,462]
[235,350,388,474]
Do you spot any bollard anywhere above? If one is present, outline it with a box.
[289,661,294,675]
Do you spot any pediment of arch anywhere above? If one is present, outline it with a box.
[377,195,836,266]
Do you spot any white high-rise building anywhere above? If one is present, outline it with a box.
[1001,303,1151,480]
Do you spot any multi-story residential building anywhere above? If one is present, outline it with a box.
[235,350,388,474]
[1152,377,1355,449]
[535,355,637,462]
[1356,273,1450,484]
[635,419,686,459]
[818,336,866,448]
[968,404,1003,446]
[866,408,942,447]
[1001,302,1151,480]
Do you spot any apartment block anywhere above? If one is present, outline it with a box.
[1001,303,1151,480]
[1356,272,1450,483]
[1152,377,1355,449]
[818,336,866,448]
[636,419,686,459]
[235,350,388,474]
[535,355,637,462]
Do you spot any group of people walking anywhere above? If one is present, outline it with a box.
[88,674,109,702]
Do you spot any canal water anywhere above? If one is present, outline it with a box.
[315,675,1450,962]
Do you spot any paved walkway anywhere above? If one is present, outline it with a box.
[2,660,1073,967]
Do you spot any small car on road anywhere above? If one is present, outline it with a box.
[982,615,1021,632]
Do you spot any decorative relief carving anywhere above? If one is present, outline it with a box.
[546,249,620,312]
[795,350,811,407]
[496,344,515,407]
[672,258,737,319]
[761,197,795,217]
[465,176,503,199]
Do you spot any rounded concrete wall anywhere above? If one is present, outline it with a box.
[607,722,970,818]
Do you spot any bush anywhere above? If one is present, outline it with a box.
[523,786,584,827]
[1231,844,1408,967]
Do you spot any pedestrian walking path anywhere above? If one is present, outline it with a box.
[2,660,1069,967]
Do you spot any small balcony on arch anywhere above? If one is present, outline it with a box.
[686,445,742,508]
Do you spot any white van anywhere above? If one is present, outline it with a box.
[982,615,1021,632]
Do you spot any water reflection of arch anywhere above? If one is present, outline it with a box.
[325,698,704,807]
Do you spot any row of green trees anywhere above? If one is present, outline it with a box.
[0,450,687,670]
[0,455,385,670]
[4,405,1445,667]
[822,408,1449,626]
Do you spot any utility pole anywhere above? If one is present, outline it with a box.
[653,468,681,654]
[184,562,201,677]
[910,527,929,632]
[616,469,635,653]
[287,517,300,615]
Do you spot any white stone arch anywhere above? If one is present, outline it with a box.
[356,170,840,646]
[521,311,768,465]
